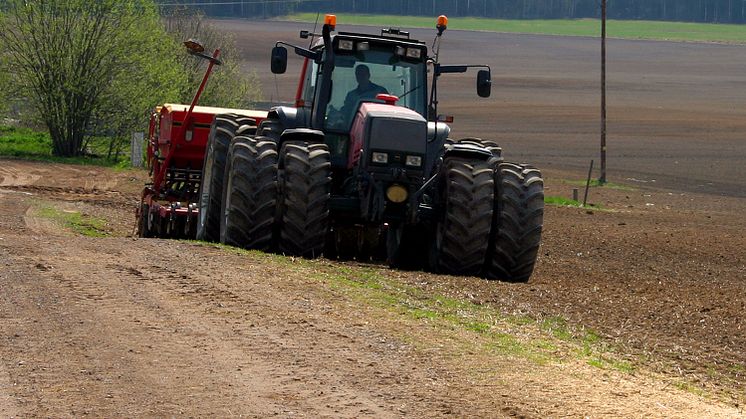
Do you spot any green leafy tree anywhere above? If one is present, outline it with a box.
[0,0,182,157]
[163,8,262,109]
[0,51,9,118]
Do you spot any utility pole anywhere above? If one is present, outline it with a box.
[599,0,607,184]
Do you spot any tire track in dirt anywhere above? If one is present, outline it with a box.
[0,250,21,419]
[0,164,41,187]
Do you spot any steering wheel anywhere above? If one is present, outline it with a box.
[326,105,346,128]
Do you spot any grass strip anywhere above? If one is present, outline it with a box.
[0,125,131,168]
[34,203,110,237]
[281,13,746,43]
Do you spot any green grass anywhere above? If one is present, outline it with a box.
[545,195,608,210]
[545,196,582,207]
[0,125,131,168]
[35,204,110,237]
[192,241,635,371]
[281,13,746,43]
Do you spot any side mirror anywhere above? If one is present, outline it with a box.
[271,46,288,74]
[477,70,491,98]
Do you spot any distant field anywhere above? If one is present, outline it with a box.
[281,13,746,43]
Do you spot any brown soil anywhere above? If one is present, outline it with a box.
[1,159,743,417]
[1,20,745,418]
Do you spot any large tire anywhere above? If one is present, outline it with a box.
[277,141,331,258]
[486,163,544,282]
[257,119,284,142]
[219,136,278,250]
[196,114,242,242]
[235,117,258,136]
[430,157,494,276]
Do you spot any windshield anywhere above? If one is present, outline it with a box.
[324,46,426,131]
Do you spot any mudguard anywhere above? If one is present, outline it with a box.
[265,106,310,130]
[442,142,493,161]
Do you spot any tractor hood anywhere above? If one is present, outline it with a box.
[349,103,427,172]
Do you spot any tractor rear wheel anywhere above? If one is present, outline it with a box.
[486,163,544,282]
[430,157,494,276]
[220,136,278,250]
[277,141,331,258]
[196,114,243,242]
[236,117,257,136]
[258,119,283,142]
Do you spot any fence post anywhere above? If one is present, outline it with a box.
[131,132,144,167]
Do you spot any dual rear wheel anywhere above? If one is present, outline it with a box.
[388,148,544,282]
[203,126,332,257]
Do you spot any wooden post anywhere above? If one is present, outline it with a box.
[584,160,594,207]
[599,0,607,184]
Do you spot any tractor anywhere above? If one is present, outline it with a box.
[196,15,544,282]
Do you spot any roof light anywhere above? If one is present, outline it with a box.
[437,15,448,35]
[395,46,406,56]
[406,48,421,59]
[324,14,337,29]
[357,41,370,51]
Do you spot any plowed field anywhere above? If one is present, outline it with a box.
[1,20,744,417]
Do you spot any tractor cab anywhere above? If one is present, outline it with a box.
[286,25,429,169]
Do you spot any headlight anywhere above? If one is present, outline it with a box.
[372,152,388,164]
[406,48,422,59]
[405,155,422,167]
[386,184,408,203]
[338,40,354,51]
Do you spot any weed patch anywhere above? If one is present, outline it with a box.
[34,204,110,237]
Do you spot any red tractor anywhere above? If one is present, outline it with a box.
[196,15,544,282]
[138,41,266,239]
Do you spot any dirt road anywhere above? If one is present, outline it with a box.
[0,160,743,417]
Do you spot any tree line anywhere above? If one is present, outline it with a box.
[0,1,261,158]
[158,0,746,24]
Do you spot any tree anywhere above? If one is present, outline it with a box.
[0,0,181,157]
[162,8,262,109]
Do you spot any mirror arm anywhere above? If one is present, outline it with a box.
[435,63,490,75]
[275,41,321,62]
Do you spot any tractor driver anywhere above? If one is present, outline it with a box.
[339,65,388,122]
